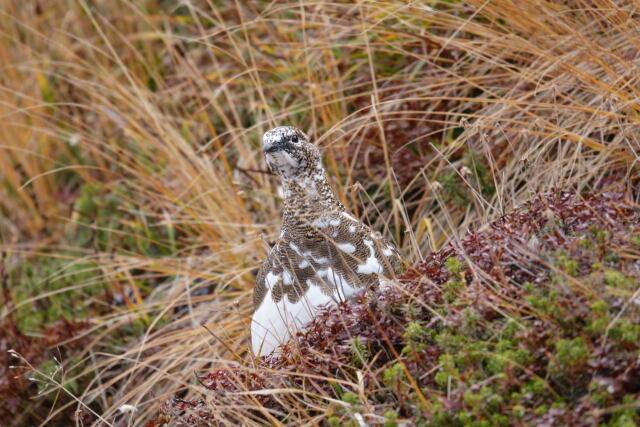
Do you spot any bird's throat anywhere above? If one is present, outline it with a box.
[282,165,342,216]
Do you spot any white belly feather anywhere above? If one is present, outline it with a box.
[251,285,335,357]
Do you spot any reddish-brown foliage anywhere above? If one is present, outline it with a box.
[0,313,89,423]
[156,191,640,425]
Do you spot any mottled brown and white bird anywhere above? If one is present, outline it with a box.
[251,126,401,357]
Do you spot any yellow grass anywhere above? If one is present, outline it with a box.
[0,0,637,424]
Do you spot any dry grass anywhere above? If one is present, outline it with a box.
[0,0,638,425]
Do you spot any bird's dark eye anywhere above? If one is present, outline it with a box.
[290,135,299,143]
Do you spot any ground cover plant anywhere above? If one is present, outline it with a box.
[157,191,640,426]
[0,0,638,425]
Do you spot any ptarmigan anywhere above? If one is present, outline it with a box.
[251,126,401,357]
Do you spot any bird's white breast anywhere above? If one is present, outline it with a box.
[251,282,336,357]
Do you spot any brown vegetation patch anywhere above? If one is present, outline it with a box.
[155,191,640,425]
[0,315,89,423]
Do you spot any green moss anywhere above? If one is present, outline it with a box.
[604,270,627,287]
[436,330,468,353]
[510,391,523,403]
[351,337,370,366]
[554,337,589,368]
[594,229,609,245]
[608,395,640,427]
[402,301,421,318]
[463,389,484,407]
[486,347,532,374]
[490,413,510,426]
[435,354,459,387]
[443,279,463,302]
[610,322,640,343]
[494,339,514,352]
[383,410,399,427]
[457,341,487,368]
[342,392,359,405]
[502,319,521,339]
[383,363,405,388]
[404,321,430,342]
[463,386,503,414]
[556,250,569,267]
[461,308,481,337]
[590,300,610,314]
[443,257,466,302]
[586,316,609,334]
[445,257,464,275]
[524,378,547,396]
[403,321,430,354]
[564,259,579,276]
[589,380,612,407]
[434,371,452,388]
[457,410,474,424]
[14,257,103,333]
[610,414,638,427]
[429,410,455,426]
[486,393,504,411]
[534,404,548,416]
[525,290,566,320]
[578,237,594,249]
[511,404,526,418]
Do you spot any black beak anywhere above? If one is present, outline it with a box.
[263,138,285,154]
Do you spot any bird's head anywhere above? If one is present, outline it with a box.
[262,126,321,180]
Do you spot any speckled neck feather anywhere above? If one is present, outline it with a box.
[281,161,344,230]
